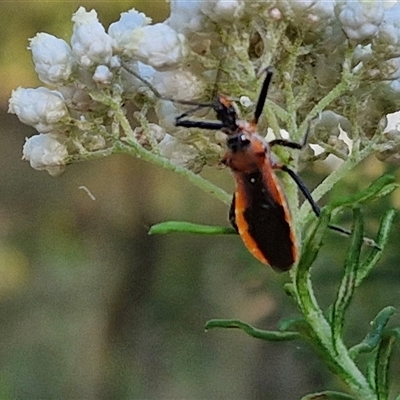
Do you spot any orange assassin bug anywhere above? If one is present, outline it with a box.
[121,62,375,271]
[175,68,338,271]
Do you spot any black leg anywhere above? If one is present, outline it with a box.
[269,139,303,150]
[175,102,224,130]
[279,165,380,248]
[254,67,274,124]
[175,119,226,130]
[280,165,321,217]
[175,104,210,120]
[269,121,312,150]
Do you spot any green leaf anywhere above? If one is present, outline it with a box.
[297,208,331,274]
[205,319,301,341]
[279,316,306,331]
[293,208,331,318]
[355,210,397,287]
[327,175,398,213]
[331,208,363,353]
[349,306,395,360]
[374,333,397,400]
[301,391,356,400]
[149,221,237,235]
[279,316,315,340]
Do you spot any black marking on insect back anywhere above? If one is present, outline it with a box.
[242,170,295,271]
[229,195,238,232]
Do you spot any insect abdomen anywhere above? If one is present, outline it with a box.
[232,170,297,271]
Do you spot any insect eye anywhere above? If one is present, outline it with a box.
[227,134,251,152]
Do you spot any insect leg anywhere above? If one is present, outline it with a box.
[279,165,321,216]
[254,67,274,124]
[269,139,303,150]
[269,121,312,149]
[278,165,380,249]
[175,119,226,130]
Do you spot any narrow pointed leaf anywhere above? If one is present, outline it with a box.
[205,319,300,341]
[366,349,377,391]
[279,316,306,332]
[327,175,398,213]
[297,209,331,273]
[374,333,397,400]
[149,221,236,235]
[331,208,363,352]
[356,210,397,287]
[279,316,315,340]
[301,391,356,400]
[349,306,395,359]
[293,209,331,321]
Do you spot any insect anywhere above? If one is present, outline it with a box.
[175,68,327,271]
[121,62,377,271]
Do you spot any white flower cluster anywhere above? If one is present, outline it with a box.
[8,6,197,175]
[8,0,400,176]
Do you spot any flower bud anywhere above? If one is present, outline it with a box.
[373,4,400,57]
[71,7,113,67]
[93,65,113,85]
[22,133,68,176]
[336,0,384,42]
[29,33,75,85]
[152,69,205,101]
[167,0,204,33]
[200,0,245,22]
[9,87,68,133]
[123,23,187,69]
[108,8,151,52]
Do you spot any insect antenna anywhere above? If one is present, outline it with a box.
[121,61,212,108]
[122,61,224,130]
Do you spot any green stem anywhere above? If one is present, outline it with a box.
[290,211,377,399]
[298,79,348,135]
[292,266,376,399]
[111,102,231,205]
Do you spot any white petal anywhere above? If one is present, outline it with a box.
[336,0,384,41]
[71,7,113,67]
[108,8,151,51]
[29,33,75,85]
[23,134,68,176]
[152,69,204,101]
[124,23,187,69]
[9,87,68,133]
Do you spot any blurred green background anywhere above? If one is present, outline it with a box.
[0,2,399,399]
